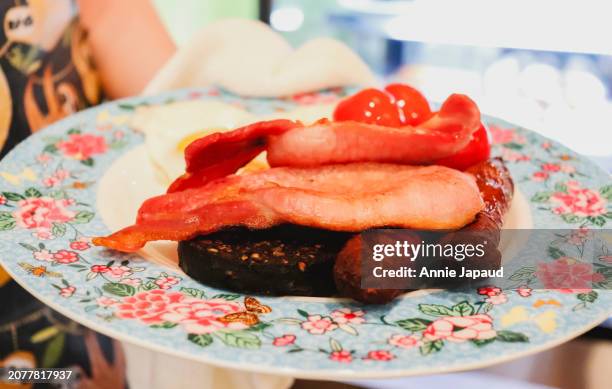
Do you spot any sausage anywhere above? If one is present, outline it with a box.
[436,157,514,281]
[334,235,404,304]
[333,157,514,304]
[465,157,514,228]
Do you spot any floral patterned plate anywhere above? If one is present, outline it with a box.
[0,88,610,379]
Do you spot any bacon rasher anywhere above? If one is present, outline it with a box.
[168,94,480,192]
[93,163,483,252]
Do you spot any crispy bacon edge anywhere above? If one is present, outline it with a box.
[168,94,480,193]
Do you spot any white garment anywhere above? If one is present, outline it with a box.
[124,18,375,389]
[143,18,375,97]
[122,342,293,389]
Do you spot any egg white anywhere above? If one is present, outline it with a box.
[130,100,255,184]
[130,100,337,185]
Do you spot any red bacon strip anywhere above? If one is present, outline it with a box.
[167,119,301,192]
[168,94,480,192]
[93,163,483,252]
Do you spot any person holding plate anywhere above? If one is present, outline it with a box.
[0,0,174,386]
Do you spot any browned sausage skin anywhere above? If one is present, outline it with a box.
[333,157,514,304]
[333,235,404,304]
[466,157,514,228]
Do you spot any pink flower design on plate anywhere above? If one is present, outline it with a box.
[550,181,606,218]
[363,350,395,361]
[536,257,603,291]
[120,278,142,287]
[188,91,204,99]
[115,289,184,324]
[423,314,496,343]
[43,176,59,188]
[388,334,420,349]
[155,275,180,290]
[34,229,54,240]
[477,286,501,297]
[91,265,109,273]
[33,249,54,262]
[560,163,576,174]
[167,298,248,334]
[97,296,119,307]
[489,126,524,145]
[501,148,530,162]
[115,290,247,334]
[59,286,75,297]
[517,286,532,297]
[69,240,90,251]
[329,350,352,363]
[56,133,107,160]
[272,334,296,347]
[43,169,70,188]
[301,315,338,335]
[566,228,590,245]
[541,163,560,172]
[107,265,132,279]
[0,195,7,205]
[53,250,79,264]
[55,168,70,179]
[37,153,52,164]
[330,308,365,325]
[13,197,76,231]
[531,171,549,182]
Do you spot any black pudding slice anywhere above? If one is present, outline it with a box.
[178,225,353,297]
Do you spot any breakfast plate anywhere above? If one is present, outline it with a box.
[0,87,610,379]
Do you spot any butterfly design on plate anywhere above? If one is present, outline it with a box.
[218,296,272,327]
[18,263,62,278]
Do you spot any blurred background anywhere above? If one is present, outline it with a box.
[149,1,611,388]
[153,0,612,170]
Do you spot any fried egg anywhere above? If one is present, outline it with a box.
[131,100,255,184]
[131,100,336,185]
